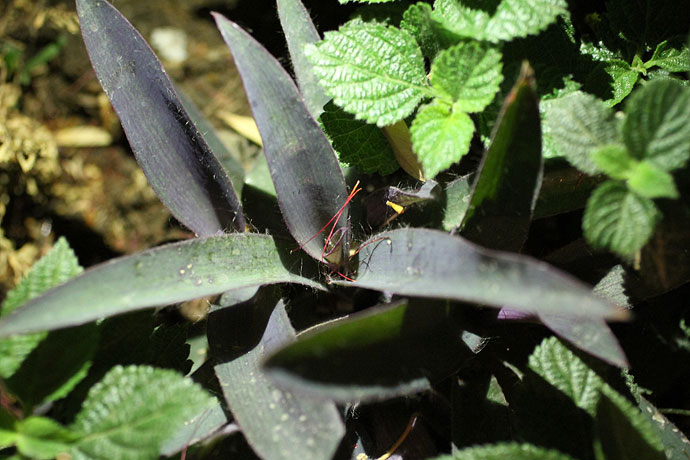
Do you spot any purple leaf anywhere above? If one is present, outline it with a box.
[213,13,349,264]
[77,0,244,236]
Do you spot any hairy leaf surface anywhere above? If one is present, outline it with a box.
[410,103,474,179]
[0,234,320,337]
[277,0,329,118]
[543,91,619,175]
[305,20,429,126]
[214,14,350,264]
[583,181,660,258]
[622,79,690,171]
[430,42,503,112]
[345,228,627,319]
[70,365,215,460]
[76,0,243,235]
[433,0,567,43]
[0,238,82,378]
[320,101,399,175]
[211,297,345,460]
[265,300,472,402]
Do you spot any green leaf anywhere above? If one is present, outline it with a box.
[432,0,568,43]
[594,386,665,460]
[7,325,99,409]
[14,417,77,460]
[461,63,542,252]
[265,299,472,402]
[431,442,579,460]
[0,410,18,449]
[0,234,321,337]
[344,228,627,320]
[277,0,329,119]
[442,174,473,231]
[528,337,605,415]
[0,237,82,378]
[305,20,429,126]
[590,143,636,180]
[627,161,679,199]
[401,2,442,59]
[542,91,619,175]
[583,181,660,259]
[70,365,215,460]
[601,60,639,106]
[430,42,503,112]
[622,79,690,171]
[159,403,227,457]
[210,296,345,460]
[647,40,690,72]
[410,103,474,179]
[319,101,399,175]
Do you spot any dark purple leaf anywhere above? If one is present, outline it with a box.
[277,0,329,119]
[460,62,542,251]
[0,234,321,337]
[345,228,628,320]
[264,299,472,403]
[213,14,349,264]
[77,0,243,236]
[210,294,345,460]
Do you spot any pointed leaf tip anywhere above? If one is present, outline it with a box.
[212,12,350,263]
[77,0,244,235]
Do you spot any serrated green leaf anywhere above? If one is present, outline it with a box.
[590,143,636,179]
[0,234,321,337]
[647,41,690,72]
[319,101,399,175]
[627,161,679,199]
[432,0,568,43]
[70,365,215,460]
[431,442,579,460]
[430,42,503,112]
[602,60,639,106]
[594,386,665,460]
[7,325,99,409]
[542,91,619,175]
[401,2,441,59]
[14,417,77,460]
[305,20,429,126]
[0,238,82,378]
[411,103,473,178]
[583,181,660,258]
[622,79,690,171]
[528,337,605,415]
